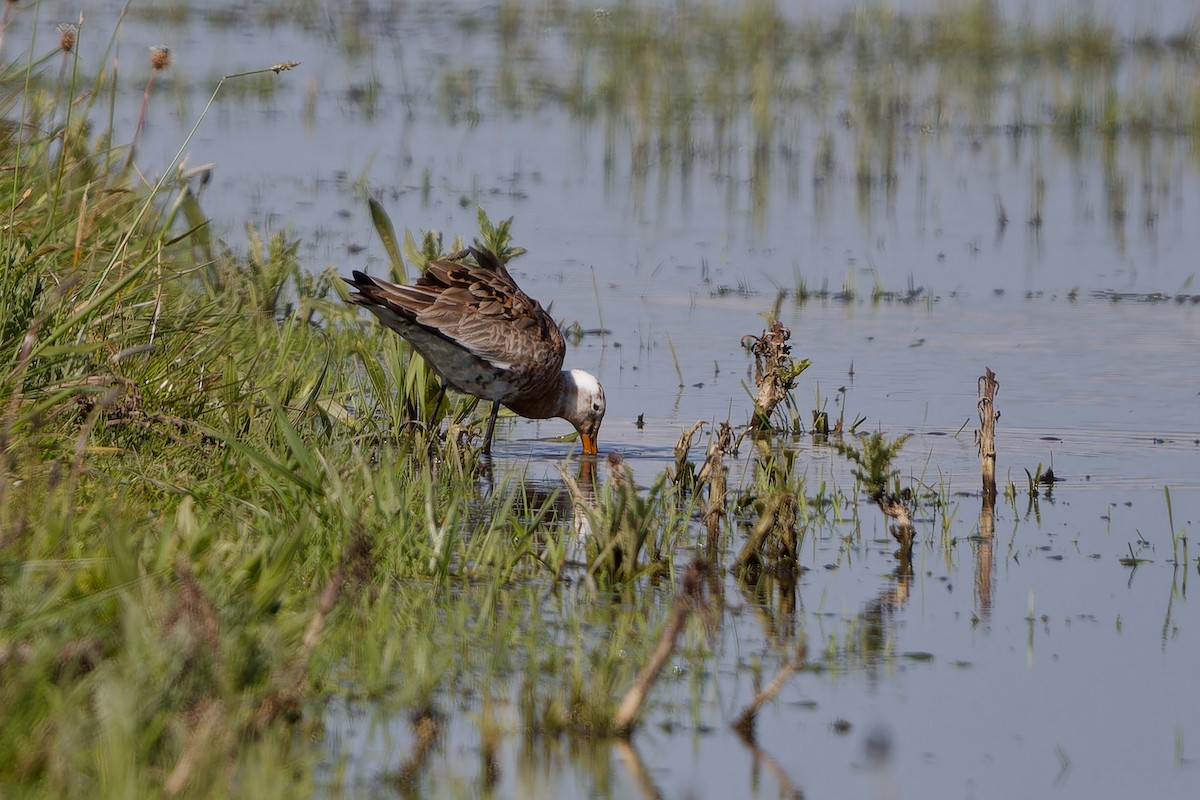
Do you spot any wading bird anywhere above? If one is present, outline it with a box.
[344,247,604,455]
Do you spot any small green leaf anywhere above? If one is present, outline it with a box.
[368,197,408,282]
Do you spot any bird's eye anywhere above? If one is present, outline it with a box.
[593,402,601,411]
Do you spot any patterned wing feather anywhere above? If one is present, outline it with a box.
[413,254,565,377]
[346,250,565,382]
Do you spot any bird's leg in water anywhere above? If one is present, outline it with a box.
[431,380,448,432]
[481,398,502,455]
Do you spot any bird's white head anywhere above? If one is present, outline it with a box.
[559,369,605,455]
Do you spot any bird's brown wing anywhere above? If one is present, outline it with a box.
[346,250,565,381]
[413,255,565,378]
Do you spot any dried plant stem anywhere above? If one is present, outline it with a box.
[670,419,705,487]
[746,320,808,430]
[697,422,732,549]
[150,240,164,344]
[612,558,707,737]
[590,265,605,336]
[976,367,999,536]
[123,69,157,173]
[664,333,684,388]
[732,634,807,738]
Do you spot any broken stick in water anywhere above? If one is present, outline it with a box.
[976,368,1000,537]
[611,558,708,737]
[697,422,733,551]
[731,633,808,739]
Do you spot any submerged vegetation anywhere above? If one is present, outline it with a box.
[406,0,1200,235]
[1,3,1197,799]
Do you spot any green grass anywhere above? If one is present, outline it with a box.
[0,18,617,797]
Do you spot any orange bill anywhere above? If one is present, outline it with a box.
[581,432,598,456]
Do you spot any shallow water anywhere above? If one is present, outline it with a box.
[17,1,1200,797]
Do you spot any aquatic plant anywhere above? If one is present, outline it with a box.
[833,430,915,556]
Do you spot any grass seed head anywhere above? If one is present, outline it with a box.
[150,45,170,71]
[57,23,77,53]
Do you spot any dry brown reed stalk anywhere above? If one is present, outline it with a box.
[557,461,591,508]
[664,333,684,387]
[696,422,732,550]
[731,633,807,739]
[668,419,705,487]
[975,367,1000,536]
[733,490,798,577]
[746,320,807,431]
[974,369,999,615]
[611,558,708,737]
[55,19,77,98]
[124,46,170,174]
